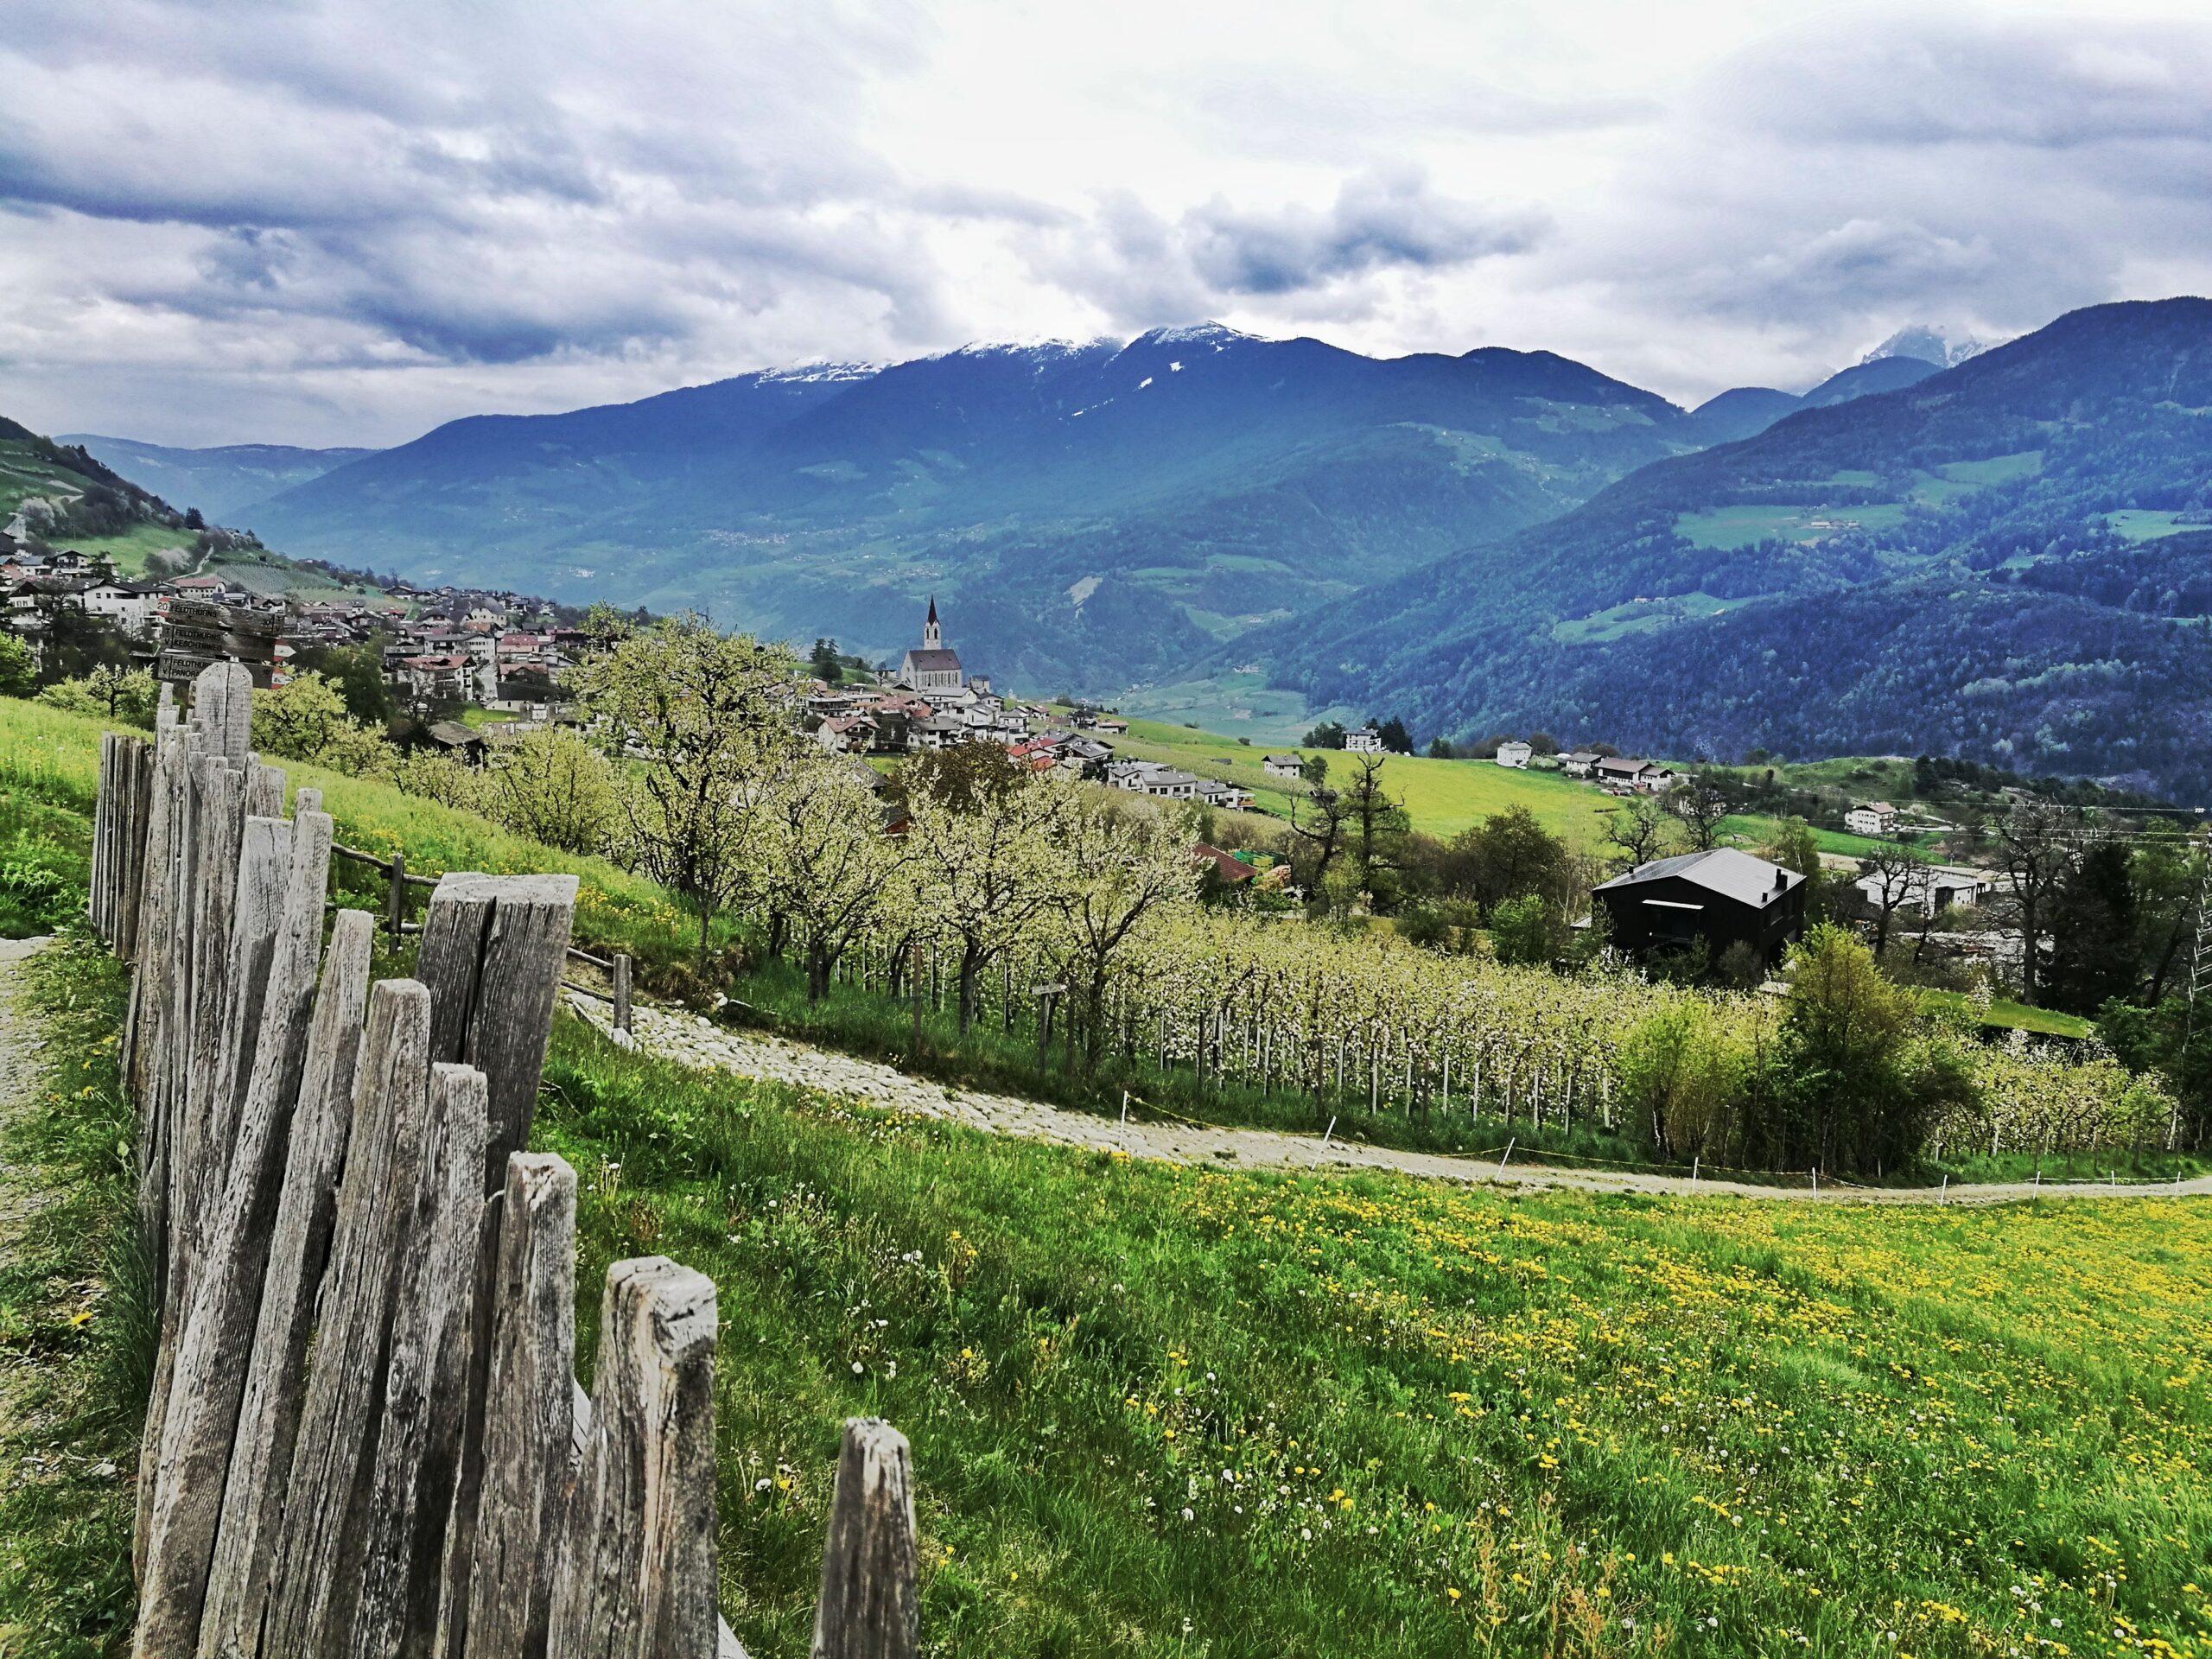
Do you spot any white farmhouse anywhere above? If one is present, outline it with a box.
[1845,801,1899,837]
[1495,740,1533,769]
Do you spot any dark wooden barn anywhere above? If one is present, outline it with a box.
[1592,848,1808,969]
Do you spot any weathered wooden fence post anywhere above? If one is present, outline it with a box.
[351,1062,490,1658]
[259,978,434,1659]
[198,906,374,1659]
[448,1153,578,1659]
[415,871,579,1192]
[545,1257,721,1659]
[387,849,408,940]
[132,806,330,1656]
[810,1420,920,1659]
[86,677,909,1659]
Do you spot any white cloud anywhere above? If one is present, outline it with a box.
[0,0,2206,445]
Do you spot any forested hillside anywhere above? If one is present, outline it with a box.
[1262,298,2212,799]
[59,435,378,521]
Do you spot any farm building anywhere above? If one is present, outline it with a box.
[1592,848,1807,970]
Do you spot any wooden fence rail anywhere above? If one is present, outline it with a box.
[88,662,916,1659]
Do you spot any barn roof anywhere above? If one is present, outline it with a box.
[1593,848,1802,907]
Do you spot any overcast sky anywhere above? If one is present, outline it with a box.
[3,0,2208,448]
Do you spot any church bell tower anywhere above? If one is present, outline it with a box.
[923,595,942,650]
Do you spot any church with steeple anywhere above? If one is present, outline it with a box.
[893,596,969,694]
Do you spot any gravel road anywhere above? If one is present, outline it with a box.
[569,994,2209,1207]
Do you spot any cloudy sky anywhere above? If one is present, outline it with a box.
[3,0,2208,448]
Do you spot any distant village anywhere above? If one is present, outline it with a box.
[0,552,1261,807]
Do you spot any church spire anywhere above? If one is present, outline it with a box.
[923,594,941,650]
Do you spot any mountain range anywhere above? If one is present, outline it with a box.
[48,297,2212,798]
[74,323,1977,689]
[1262,297,2212,799]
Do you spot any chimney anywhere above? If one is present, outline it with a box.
[1773,868,1787,893]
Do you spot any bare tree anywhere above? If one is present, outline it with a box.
[1856,841,1931,957]
[1990,800,2081,1006]
[1604,798,1674,869]
[1665,772,1734,851]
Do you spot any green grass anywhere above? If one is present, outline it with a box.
[1918,989,2094,1039]
[46,521,196,579]
[2101,510,2195,542]
[1551,593,1735,645]
[0,699,719,987]
[0,785,91,939]
[1075,713,1624,845]
[1084,709,1919,857]
[1675,503,1907,550]
[1111,674,1359,746]
[540,1018,2212,1658]
[0,940,151,1657]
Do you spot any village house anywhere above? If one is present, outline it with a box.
[1052,735,1113,779]
[1262,753,1304,780]
[1105,760,1199,800]
[1562,750,1603,778]
[425,721,490,763]
[79,580,169,638]
[1845,801,1900,837]
[1592,848,1808,970]
[907,713,969,751]
[396,652,474,706]
[1191,778,1255,812]
[1495,740,1533,769]
[813,714,880,756]
[1853,864,1988,917]
[1189,842,1258,890]
[1344,726,1383,753]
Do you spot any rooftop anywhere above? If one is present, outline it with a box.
[1593,847,1804,907]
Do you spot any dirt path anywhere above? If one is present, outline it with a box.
[0,936,58,1447]
[571,995,2209,1207]
[0,938,57,1235]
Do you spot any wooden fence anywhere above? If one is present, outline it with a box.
[90,663,918,1659]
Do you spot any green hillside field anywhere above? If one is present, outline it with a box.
[1074,710,1887,856]
[554,1029,2211,1657]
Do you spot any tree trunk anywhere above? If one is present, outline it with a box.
[807,940,831,1002]
[956,943,983,1036]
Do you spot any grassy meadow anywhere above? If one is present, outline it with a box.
[0,699,713,976]
[1077,708,1891,858]
[1070,711,1627,845]
[543,1021,2212,1658]
[0,943,149,1656]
